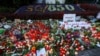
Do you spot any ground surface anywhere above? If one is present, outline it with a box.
[78,48,100,56]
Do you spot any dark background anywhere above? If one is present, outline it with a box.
[0,0,99,13]
[0,0,100,7]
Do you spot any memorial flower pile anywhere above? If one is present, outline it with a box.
[0,19,100,56]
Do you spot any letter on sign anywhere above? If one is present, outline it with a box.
[26,6,33,12]
[65,5,74,11]
[35,5,43,12]
[48,5,56,11]
[56,5,65,11]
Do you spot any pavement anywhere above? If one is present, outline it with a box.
[78,48,100,56]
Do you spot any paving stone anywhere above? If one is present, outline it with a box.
[78,48,100,56]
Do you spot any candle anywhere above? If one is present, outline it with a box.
[75,51,78,56]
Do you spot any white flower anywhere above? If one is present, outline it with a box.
[4,25,11,29]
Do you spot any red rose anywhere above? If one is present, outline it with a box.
[0,49,3,54]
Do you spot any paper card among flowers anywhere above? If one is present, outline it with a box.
[14,19,21,24]
[36,48,46,56]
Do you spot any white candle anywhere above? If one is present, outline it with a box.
[75,51,78,56]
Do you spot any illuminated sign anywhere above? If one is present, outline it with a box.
[15,4,83,14]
